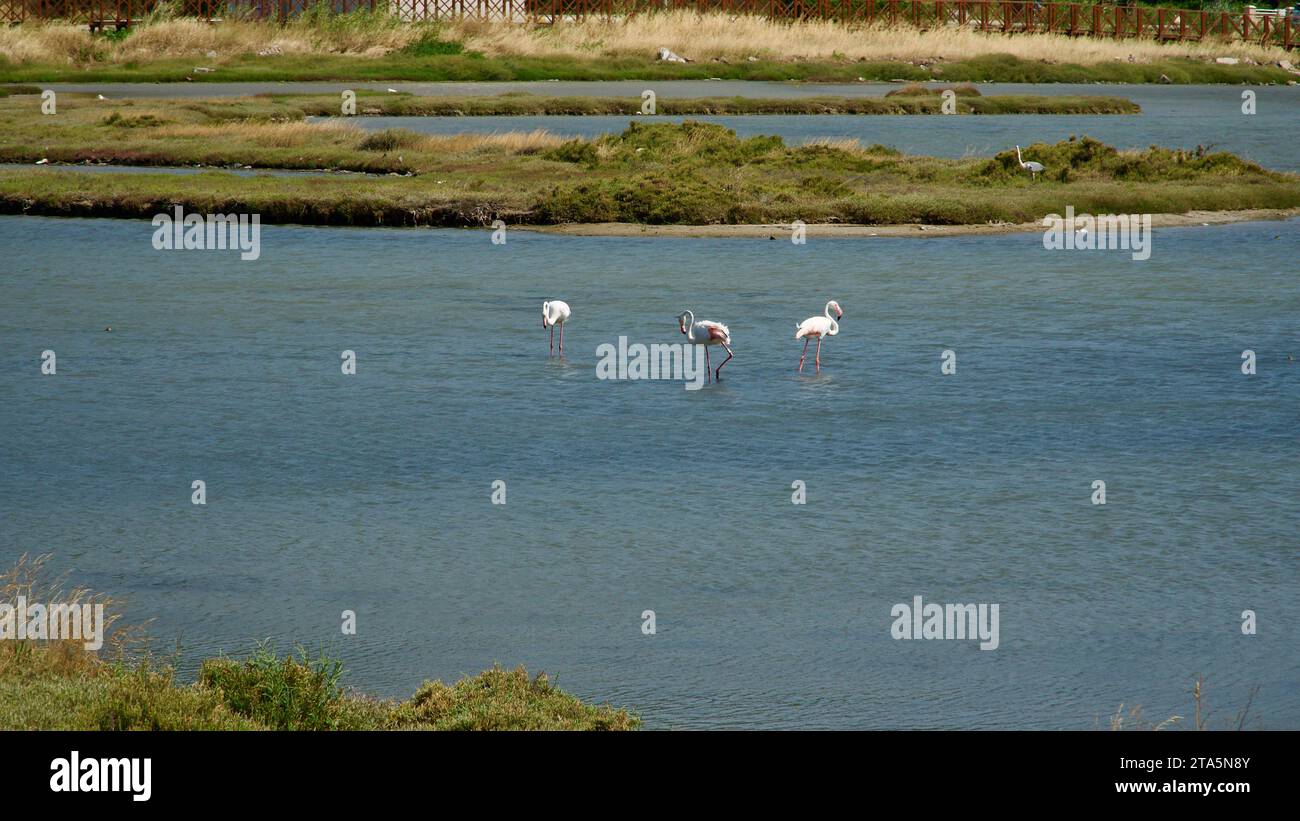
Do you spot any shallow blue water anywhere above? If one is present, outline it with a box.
[1,215,1297,728]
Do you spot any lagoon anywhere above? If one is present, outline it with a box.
[1,214,1296,729]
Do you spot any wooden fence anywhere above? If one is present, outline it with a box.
[1,1,1295,50]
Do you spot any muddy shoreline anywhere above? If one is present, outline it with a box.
[522,209,1300,238]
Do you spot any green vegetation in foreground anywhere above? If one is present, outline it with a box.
[0,84,42,97]
[1,106,1295,227]
[0,50,1291,85]
[278,88,1140,116]
[0,555,636,730]
[1,641,637,730]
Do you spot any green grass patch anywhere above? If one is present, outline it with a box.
[0,641,638,730]
[401,30,469,58]
[286,90,1139,116]
[0,51,1289,85]
[0,84,42,97]
[1,118,1295,229]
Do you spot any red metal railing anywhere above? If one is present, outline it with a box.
[1,1,1295,50]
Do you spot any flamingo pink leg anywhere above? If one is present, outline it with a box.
[704,346,711,383]
[559,323,564,354]
[715,344,733,381]
[815,337,823,372]
[549,324,554,355]
[798,338,810,372]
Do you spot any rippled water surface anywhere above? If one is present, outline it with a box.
[1,215,1297,728]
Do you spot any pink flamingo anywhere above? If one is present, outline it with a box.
[677,309,733,382]
[795,300,843,373]
[542,300,570,355]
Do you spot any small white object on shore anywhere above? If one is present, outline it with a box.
[657,48,688,64]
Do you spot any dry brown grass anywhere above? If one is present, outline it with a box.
[0,13,1291,67]
[149,116,566,157]
[0,553,140,678]
[446,12,1292,65]
[155,118,361,147]
[153,119,565,154]
[114,17,419,59]
[425,128,567,154]
[0,23,101,64]
[0,18,423,65]
[800,136,906,156]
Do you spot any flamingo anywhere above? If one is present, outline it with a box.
[1015,146,1045,180]
[676,310,733,382]
[795,300,843,373]
[542,300,571,355]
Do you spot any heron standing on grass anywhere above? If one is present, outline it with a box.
[1016,146,1045,179]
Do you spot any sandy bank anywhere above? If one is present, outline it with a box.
[523,209,1300,239]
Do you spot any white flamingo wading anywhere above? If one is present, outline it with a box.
[1016,145,1045,179]
[795,300,843,373]
[677,310,733,382]
[542,300,571,354]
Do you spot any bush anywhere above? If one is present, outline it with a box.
[98,663,263,730]
[543,139,599,166]
[388,665,639,731]
[357,128,421,152]
[973,136,1273,184]
[199,644,350,730]
[401,31,465,58]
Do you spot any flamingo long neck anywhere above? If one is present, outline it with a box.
[684,310,694,334]
[1016,146,1024,165]
[824,301,835,319]
[827,317,839,335]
